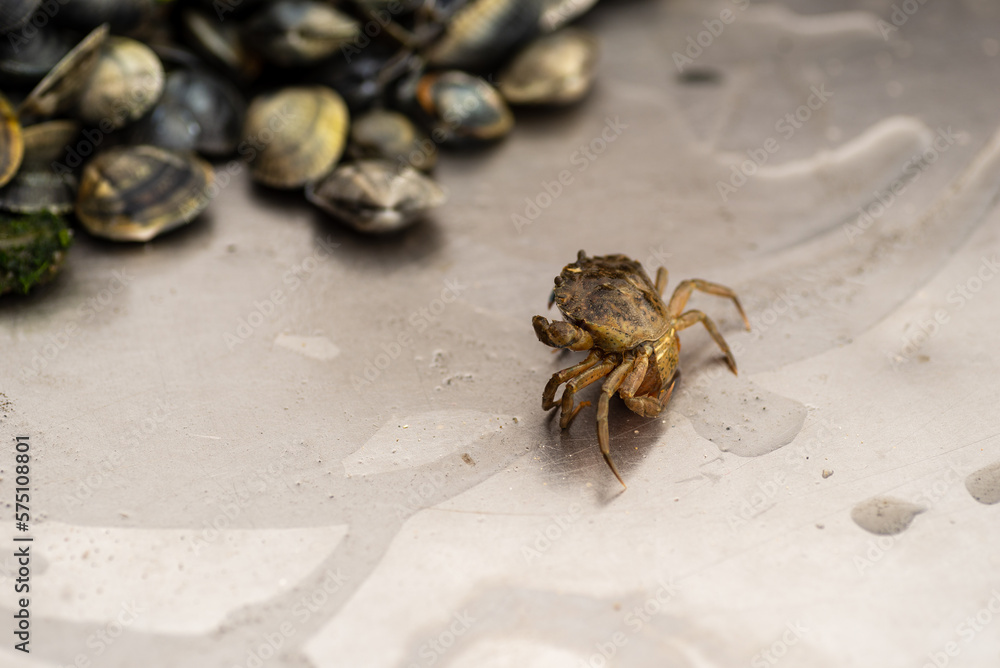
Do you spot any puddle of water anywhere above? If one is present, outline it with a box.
[965,460,1000,505]
[677,376,807,457]
[850,496,925,535]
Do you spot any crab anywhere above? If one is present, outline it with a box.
[532,250,750,488]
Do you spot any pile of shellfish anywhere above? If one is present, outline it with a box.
[0,0,600,295]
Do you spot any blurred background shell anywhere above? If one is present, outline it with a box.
[538,0,597,32]
[305,159,446,233]
[75,145,214,241]
[18,24,108,119]
[304,41,399,113]
[0,120,80,214]
[0,24,75,84]
[424,0,540,70]
[413,70,513,143]
[75,36,165,129]
[0,93,24,188]
[52,0,156,36]
[349,109,437,172]
[243,0,360,67]
[180,8,260,82]
[0,0,41,34]
[129,68,246,156]
[498,28,598,105]
[243,85,349,188]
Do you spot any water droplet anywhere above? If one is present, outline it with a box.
[850,496,925,535]
[965,460,1000,505]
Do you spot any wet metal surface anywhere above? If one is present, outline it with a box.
[2,1,1000,667]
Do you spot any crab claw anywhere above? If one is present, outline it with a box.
[533,316,594,351]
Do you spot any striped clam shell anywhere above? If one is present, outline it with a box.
[75,145,214,242]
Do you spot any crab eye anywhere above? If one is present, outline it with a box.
[554,276,563,286]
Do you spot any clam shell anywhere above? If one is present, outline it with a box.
[18,24,108,119]
[425,0,540,70]
[181,9,260,81]
[350,109,437,172]
[52,0,155,35]
[76,36,165,129]
[0,23,74,84]
[415,71,513,143]
[539,0,597,32]
[244,0,360,67]
[306,159,446,233]
[0,120,80,214]
[130,68,246,156]
[0,93,23,188]
[75,145,214,242]
[498,28,598,105]
[244,86,349,188]
[0,0,41,34]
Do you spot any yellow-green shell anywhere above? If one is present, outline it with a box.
[0,93,23,188]
[244,86,349,188]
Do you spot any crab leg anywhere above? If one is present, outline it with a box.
[596,356,636,488]
[675,309,739,375]
[622,377,677,418]
[667,279,750,330]
[618,345,651,400]
[542,350,601,410]
[558,356,617,428]
[655,267,668,295]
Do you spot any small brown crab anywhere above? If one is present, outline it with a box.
[533,250,750,487]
